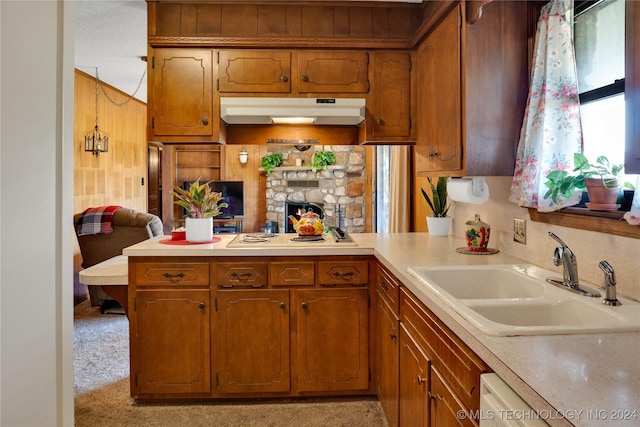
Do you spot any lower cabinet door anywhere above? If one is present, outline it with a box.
[399,324,430,427]
[296,288,369,392]
[216,289,290,393]
[376,293,400,427]
[431,366,476,427]
[133,289,211,395]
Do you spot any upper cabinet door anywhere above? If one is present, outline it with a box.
[218,50,292,93]
[150,49,214,137]
[297,51,369,93]
[415,6,463,174]
[369,51,413,139]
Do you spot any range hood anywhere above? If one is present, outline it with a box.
[220,97,366,126]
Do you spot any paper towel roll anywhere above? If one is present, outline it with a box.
[448,177,490,204]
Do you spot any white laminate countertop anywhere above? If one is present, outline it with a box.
[119,232,639,427]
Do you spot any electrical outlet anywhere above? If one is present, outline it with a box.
[513,218,526,244]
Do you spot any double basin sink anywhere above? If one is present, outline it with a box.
[407,264,640,336]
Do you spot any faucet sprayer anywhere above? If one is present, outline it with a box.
[599,260,621,306]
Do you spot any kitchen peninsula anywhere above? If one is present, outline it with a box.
[119,233,639,427]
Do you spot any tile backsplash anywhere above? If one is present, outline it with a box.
[452,177,640,302]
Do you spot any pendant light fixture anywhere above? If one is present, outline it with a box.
[84,68,109,156]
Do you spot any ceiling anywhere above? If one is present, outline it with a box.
[74,0,423,104]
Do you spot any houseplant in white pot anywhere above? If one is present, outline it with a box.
[421,177,451,236]
[172,179,228,242]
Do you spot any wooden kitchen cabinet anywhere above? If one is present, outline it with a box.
[132,288,211,397]
[400,286,489,426]
[296,287,370,392]
[297,51,369,93]
[375,264,401,427]
[399,323,431,427]
[431,366,476,427]
[217,50,292,93]
[130,259,212,398]
[366,51,414,143]
[215,288,290,394]
[415,2,528,176]
[148,48,216,141]
[217,49,368,95]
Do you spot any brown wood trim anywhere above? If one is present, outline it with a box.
[528,208,640,239]
[149,36,414,49]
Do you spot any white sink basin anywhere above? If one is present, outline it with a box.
[408,265,546,300]
[407,264,640,336]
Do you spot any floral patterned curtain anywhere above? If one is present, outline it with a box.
[509,0,583,212]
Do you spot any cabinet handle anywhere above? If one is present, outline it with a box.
[377,118,384,125]
[380,282,388,290]
[301,301,309,309]
[301,74,309,82]
[428,151,439,158]
[390,332,396,340]
[280,302,286,309]
[231,272,254,280]
[428,391,435,401]
[332,271,355,280]
[417,375,426,386]
[163,272,185,282]
[199,302,205,309]
[280,75,288,82]
[201,117,208,125]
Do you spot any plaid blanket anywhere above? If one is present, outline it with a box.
[77,205,121,236]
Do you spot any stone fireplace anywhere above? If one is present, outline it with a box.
[265,145,366,234]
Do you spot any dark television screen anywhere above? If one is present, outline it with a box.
[182,180,244,218]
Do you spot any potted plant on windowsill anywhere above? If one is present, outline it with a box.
[544,153,632,211]
[421,177,451,236]
[172,178,228,242]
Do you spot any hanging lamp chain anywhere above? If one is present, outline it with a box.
[96,67,146,107]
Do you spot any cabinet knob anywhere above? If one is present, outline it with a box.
[428,151,439,158]
[201,117,208,125]
[377,118,384,125]
[280,75,288,83]
[280,302,286,309]
[199,302,205,309]
[390,332,396,340]
[380,282,388,290]
[301,74,309,82]
[301,301,309,309]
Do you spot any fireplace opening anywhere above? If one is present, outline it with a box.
[285,202,324,233]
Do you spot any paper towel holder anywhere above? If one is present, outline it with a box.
[448,177,489,203]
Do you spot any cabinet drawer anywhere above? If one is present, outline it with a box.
[318,260,369,286]
[270,261,315,286]
[216,262,268,287]
[134,262,209,287]
[377,264,400,312]
[400,288,488,412]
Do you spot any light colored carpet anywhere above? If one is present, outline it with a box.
[74,300,388,427]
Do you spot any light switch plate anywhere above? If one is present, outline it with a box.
[514,218,526,244]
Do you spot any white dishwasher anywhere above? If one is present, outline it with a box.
[480,373,549,427]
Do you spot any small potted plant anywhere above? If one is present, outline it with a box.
[544,153,631,210]
[421,177,451,236]
[171,178,228,242]
[260,152,283,174]
[310,150,336,173]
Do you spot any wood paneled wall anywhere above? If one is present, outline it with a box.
[223,145,268,233]
[73,69,148,303]
[74,70,148,213]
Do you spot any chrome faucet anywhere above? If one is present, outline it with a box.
[599,260,621,306]
[546,232,601,297]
